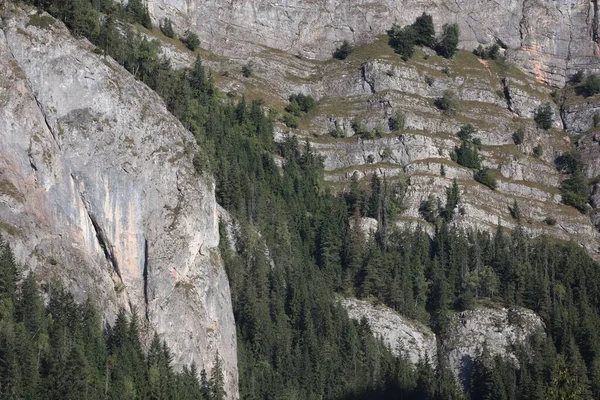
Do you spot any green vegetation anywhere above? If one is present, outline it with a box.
[512,127,524,145]
[241,61,253,78]
[387,13,435,60]
[534,102,554,130]
[387,15,458,60]
[474,167,498,190]
[434,89,458,114]
[127,0,152,29]
[435,24,460,59]
[555,151,583,174]
[533,144,544,157]
[412,13,435,47]
[285,93,316,116]
[560,171,590,212]
[281,113,298,128]
[473,43,500,60]
[418,194,437,223]
[333,40,354,60]
[583,74,600,96]
[457,123,476,141]
[182,30,200,51]
[509,199,521,221]
[387,24,416,60]
[0,235,221,400]
[13,1,600,399]
[453,125,482,170]
[554,151,590,212]
[26,14,55,30]
[544,216,557,225]
[570,71,584,85]
[159,18,175,39]
[388,110,405,131]
[442,178,461,221]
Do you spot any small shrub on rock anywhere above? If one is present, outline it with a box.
[412,12,435,47]
[419,195,437,222]
[457,124,476,141]
[534,102,554,130]
[560,171,590,212]
[454,142,481,169]
[333,40,354,60]
[435,90,458,114]
[512,128,524,145]
[159,18,175,38]
[544,216,557,226]
[473,43,500,60]
[282,114,298,128]
[387,24,416,60]
[475,168,498,190]
[388,110,405,131]
[584,74,600,97]
[182,30,200,51]
[285,93,316,116]
[436,23,460,58]
[555,151,583,174]
[242,62,254,78]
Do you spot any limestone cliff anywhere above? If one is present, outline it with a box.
[0,9,237,397]
[341,298,544,387]
[148,0,600,87]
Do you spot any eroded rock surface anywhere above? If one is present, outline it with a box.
[0,10,237,398]
[149,0,600,87]
[341,298,544,387]
[340,298,437,365]
[444,306,544,384]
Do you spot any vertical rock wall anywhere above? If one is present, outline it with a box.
[0,9,238,398]
[149,0,599,87]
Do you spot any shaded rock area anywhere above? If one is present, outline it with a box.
[444,306,545,385]
[0,9,237,398]
[341,298,544,387]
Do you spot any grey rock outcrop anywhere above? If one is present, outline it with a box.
[149,0,600,87]
[563,97,600,134]
[340,298,437,366]
[0,9,237,398]
[444,307,544,384]
[340,298,544,387]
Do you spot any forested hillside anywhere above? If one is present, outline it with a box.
[2,0,600,399]
[0,237,226,399]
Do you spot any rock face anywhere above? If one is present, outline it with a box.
[340,298,437,365]
[0,10,237,398]
[341,298,544,386]
[149,0,600,87]
[443,306,544,384]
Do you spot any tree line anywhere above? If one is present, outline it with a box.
[0,236,225,399]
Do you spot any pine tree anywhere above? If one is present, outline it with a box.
[209,352,226,400]
[443,178,460,221]
[411,13,435,47]
[436,23,460,58]
[0,235,18,309]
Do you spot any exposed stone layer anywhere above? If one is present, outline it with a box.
[0,10,237,398]
[341,298,544,386]
[149,0,600,87]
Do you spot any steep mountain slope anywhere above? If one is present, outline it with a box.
[148,0,600,87]
[2,0,600,398]
[170,33,600,259]
[0,9,237,396]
